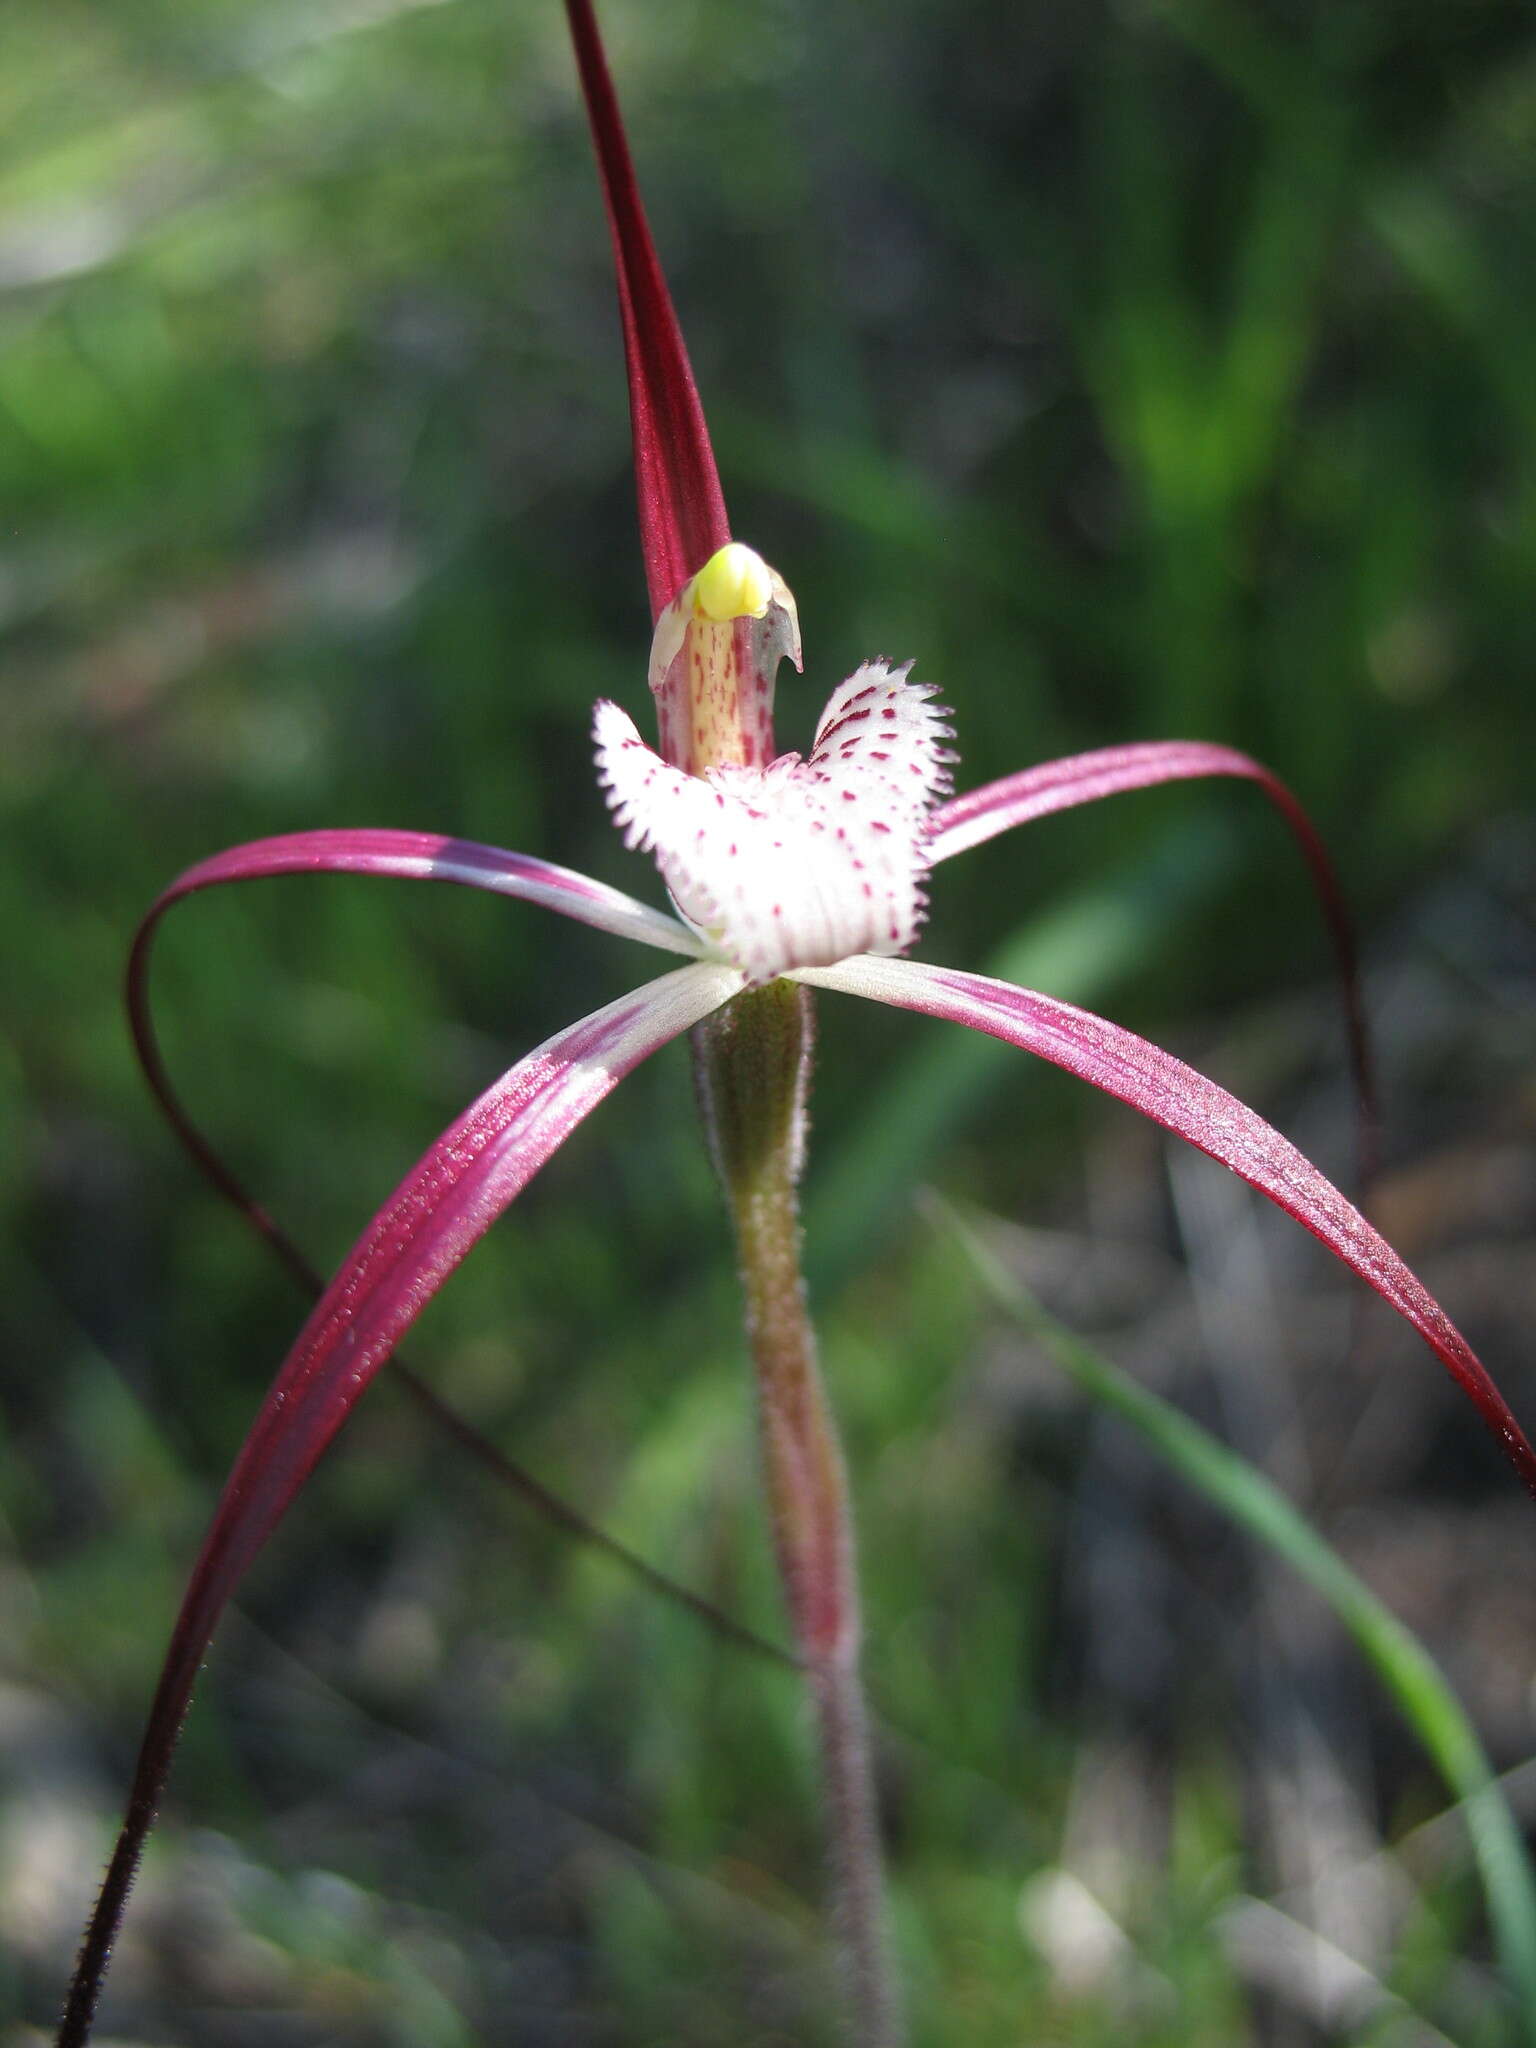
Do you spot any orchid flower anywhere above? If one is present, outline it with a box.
[59,4,1536,2044]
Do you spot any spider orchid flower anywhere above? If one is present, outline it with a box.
[60,3,1536,2044]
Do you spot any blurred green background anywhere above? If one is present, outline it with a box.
[4,0,1536,2041]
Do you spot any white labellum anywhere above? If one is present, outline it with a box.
[596,661,954,984]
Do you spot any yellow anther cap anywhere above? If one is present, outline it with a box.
[691,542,774,623]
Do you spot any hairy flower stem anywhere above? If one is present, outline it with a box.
[694,981,902,2048]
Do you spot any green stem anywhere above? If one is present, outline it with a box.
[696,982,902,2048]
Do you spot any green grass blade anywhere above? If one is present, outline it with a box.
[937,1196,1536,2041]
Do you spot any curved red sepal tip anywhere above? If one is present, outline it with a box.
[930,741,1380,1181]
[565,0,730,618]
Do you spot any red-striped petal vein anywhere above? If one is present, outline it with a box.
[795,953,1536,1499]
[58,959,741,2048]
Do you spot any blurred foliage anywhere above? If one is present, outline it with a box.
[4,0,1536,2040]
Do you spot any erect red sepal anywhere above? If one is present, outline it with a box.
[565,0,731,619]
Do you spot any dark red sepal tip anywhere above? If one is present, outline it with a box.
[565,0,731,618]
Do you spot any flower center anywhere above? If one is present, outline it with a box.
[596,655,954,985]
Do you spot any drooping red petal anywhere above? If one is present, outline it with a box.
[123,830,698,1284]
[58,959,741,2048]
[928,742,1377,1173]
[565,0,730,619]
[124,834,781,1667]
[798,954,1536,1501]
